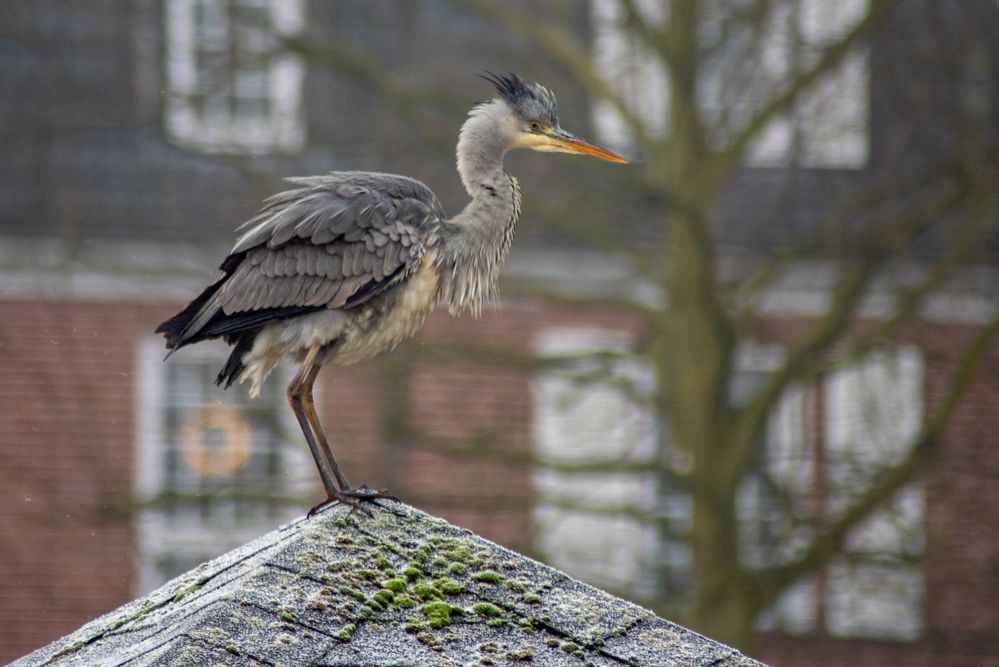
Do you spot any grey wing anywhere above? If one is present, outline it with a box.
[230,172,444,254]
[165,176,441,347]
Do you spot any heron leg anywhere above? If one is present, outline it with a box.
[299,362,352,492]
[287,347,338,497]
[294,348,400,518]
[307,485,401,519]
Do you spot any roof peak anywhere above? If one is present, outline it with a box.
[13,503,764,666]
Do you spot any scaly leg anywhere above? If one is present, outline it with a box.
[287,346,339,497]
[300,362,352,491]
[293,347,399,517]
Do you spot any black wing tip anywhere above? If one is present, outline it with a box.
[155,318,186,351]
[215,331,257,390]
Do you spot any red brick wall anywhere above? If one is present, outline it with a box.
[0,299,167,660]
[757,634,999,667]
[2,296,998,665]
[920,324,999,660]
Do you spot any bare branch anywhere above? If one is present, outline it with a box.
[812,192,995,372]
[718,0,895,171]
[732,162,989,462]
[278,35,465,126]
[730,160,962,320]
[751,316,999,611]
[617,0,671,65]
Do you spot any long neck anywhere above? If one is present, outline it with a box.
[436,102,522,316]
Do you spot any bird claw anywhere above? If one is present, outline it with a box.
[307,484,401,519]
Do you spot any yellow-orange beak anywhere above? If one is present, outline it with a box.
[546,128,629,164]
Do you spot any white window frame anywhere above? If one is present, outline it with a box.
[735,345,822,635]
[821,346,925,640]
[531,327,660,598]
[164,0,306,154]
[134,336,313,595]
[755,345,926,640]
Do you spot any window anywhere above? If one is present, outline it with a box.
[531,328,660,597]
[591,0,869,168]
[591,0,669,149]
[134,338,313,594]
[531,333,924,640]
[734,345,822,634]
[164,0,306,153]
[742,346,925,639]
[822,347,925,640]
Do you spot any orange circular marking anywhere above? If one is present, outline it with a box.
[178,405,252,477]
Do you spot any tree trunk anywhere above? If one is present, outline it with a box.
[689,473,753,649]
[660,198,751,648]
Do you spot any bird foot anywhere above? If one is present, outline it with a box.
[307,484,401,519]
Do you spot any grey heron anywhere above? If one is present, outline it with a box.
[157,72,628,515]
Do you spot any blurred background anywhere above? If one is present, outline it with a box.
[2,1,999,664]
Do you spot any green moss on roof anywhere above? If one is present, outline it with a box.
[436,578,466,595]
[472,602,503,618]
[446,544,473,563]
[333,623,355,642]
[473,570,503,584]
[382,577,407,592]
[421,601,455,629]
[506,579,528,592]
[373,588,395,605]
[171,581,203,603]
[344,587,366,602]
[414,583,442,600]
[49,639,84,661]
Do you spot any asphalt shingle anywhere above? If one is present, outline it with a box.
[12,503,766,667]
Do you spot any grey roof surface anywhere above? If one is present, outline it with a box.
[13,503,765,667]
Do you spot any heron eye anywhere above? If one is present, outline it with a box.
[529,121,541,132]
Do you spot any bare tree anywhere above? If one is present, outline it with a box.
[437,0,999,649]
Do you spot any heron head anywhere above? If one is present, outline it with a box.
[479,71,628,164]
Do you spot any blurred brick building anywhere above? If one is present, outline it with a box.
[2,1,999,665]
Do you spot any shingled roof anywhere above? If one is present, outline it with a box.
[13,503,765,666]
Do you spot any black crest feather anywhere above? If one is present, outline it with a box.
[477,71,559,125]
[478,71,533,106]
